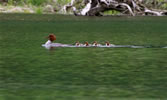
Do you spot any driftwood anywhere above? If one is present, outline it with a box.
[62,0,167,16]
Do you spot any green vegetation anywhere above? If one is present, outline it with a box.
[0,14,167,100]
[161,3,167,9]
[7,0,51,6]
[0,0,72,14]
[144,0,167,9]
[35,6,43,14]
[104,10,120,15]
[6,0,70,6]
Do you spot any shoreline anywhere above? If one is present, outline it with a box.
[0,5,61,14]
[0,5,167,16]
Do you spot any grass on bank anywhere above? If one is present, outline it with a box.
[7,0,71,6]
[0,0,73,14]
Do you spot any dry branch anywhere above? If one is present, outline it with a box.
[62,0,167,16]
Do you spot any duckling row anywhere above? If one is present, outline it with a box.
[75,41,114,47]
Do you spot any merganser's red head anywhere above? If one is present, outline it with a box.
[84,41,89,46]
[48,34,56,42]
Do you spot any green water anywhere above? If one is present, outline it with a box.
[0,14,167,100]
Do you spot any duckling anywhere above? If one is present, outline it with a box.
[105,41,115,47]
[92,41,101,46]
[92,41,98,46]
[75,41,81,46]
[105,41,110,46]
[84,41,89,46]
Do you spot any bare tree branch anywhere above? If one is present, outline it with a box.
[62,0,167,16]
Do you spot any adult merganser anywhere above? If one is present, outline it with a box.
[45,34,56,46]
[44,34,57,49]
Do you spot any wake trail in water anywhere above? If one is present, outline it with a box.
[42,43,167,49]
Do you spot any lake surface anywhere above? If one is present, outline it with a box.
[0,14,167,100]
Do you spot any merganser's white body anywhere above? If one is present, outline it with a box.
[43,40,72,49]
[43,40,52,49]
[45,40,52,45]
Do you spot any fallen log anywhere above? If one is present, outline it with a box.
[62,0,167,16]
